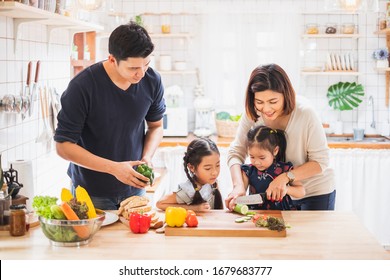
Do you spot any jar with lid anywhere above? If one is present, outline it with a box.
[161,14,171,34]
[325,23,337,34]
[9,204,26,236]
[305,23,319,34]
[341,23,355,34]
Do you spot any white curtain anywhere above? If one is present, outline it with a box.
[330,149,390,247]
[197,7,301,114]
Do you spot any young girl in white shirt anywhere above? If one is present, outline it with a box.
[156,138,223,211]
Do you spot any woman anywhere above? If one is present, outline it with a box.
[225,64,335,211]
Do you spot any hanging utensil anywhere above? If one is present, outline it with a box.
[21,61,32,119]
[29,60,40,117]
[35,86,52,146]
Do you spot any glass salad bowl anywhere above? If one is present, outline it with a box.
[39,210,105,247]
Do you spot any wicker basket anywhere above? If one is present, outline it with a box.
[215,119,239,138]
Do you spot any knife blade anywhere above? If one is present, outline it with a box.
[236,194,265,205]
[29,60,40,117]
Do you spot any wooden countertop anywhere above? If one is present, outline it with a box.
[160,134,390,149]
[1,211,389,260]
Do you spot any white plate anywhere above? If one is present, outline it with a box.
[340,54,346,71]
[102,211,119,226]
[345,53,351,70]
[326,53,332,71]
[330,53,337,70]
[335,54,342,70]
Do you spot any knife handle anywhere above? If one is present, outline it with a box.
[34,60,40,83]
[27,61,32,86]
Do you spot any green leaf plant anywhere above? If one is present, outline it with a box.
[326,81,365,111]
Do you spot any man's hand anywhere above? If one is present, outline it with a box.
[113,160,150,188]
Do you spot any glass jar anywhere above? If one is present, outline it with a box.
[161,14,171,34]
[342,23,355,34]
[325,23,337,34]
[305,23,319,34]
[9,204,26,236]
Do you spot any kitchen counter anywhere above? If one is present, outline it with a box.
[160,134,390,149]
[1,211,389,260]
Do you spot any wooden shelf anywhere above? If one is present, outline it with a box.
[0,1,104,52]
[301,71,360,76]
[302,34,360,39]
[159,70,197,75]
[150,33,194,39]
[71,59,94,68]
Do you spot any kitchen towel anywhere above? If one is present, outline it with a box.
[10,160,34,211]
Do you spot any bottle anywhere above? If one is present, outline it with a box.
[9,204,26,236]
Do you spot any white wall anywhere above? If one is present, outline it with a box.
[91,0,390,135]
[1,1,389,215]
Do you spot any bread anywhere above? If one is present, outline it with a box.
[117,195,149,216]
[120,195,149,208]
[118,196,164,230]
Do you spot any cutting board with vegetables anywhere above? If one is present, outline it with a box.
[165,210,287,237]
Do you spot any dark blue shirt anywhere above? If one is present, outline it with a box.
[241,161,294,210]
[54,62,165,197]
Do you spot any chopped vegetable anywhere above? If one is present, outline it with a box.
[61,188,73,202]
[129,212,151,234]
[60,202,90,238]
[235,217,246,223]
[50,204,66,220]
[165,206,187,227]
[67,198,89,220]
[216,111,231,120]
[136,164,155,185]
[32,196,58,219]
[233,204,248,215]
[76,186,97,218]
[254,214,288,232]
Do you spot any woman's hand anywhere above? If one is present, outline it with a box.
[266,174,288,202]
[112,160,149,188]
[225,187,246,211]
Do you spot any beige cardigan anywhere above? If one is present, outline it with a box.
[227,98,335,198]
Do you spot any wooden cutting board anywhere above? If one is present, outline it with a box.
[165,210,287,237]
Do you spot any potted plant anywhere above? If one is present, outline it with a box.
[372,48,389,68]
[326,81,365,135]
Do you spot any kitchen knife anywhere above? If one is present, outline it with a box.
[235,194,265,205]
[29,60,40,117]
[21,61,32,119]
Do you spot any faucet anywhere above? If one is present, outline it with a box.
[368,96,376,129]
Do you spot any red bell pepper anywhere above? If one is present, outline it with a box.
[129,212,151,234]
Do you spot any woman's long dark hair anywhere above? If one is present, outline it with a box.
[247,125,287,163]
[183,138,223,209]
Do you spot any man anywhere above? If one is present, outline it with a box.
[54,22,166,210]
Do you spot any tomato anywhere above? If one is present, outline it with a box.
[185,212,198,227]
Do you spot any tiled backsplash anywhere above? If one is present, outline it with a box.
[1,0,390,201]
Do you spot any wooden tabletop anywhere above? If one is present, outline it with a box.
[161,134,390,149]
[1,211,389,260]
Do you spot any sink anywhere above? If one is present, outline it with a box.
[327,136,390,143]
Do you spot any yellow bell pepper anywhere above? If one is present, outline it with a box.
[165,207,187,227]
[75,185,97,218]
[61,188,73,202]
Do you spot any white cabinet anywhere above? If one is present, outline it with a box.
[301,12,360,76]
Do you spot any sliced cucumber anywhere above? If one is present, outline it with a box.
[233,204,248,215]
[235,217,246,223]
